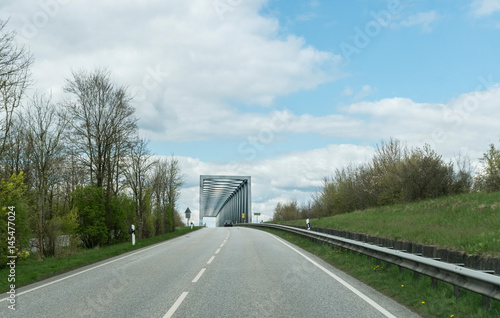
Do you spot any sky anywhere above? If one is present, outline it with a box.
[1,0,500,223]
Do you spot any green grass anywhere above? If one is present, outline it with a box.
[279,191,500,257]
[262,227,500,318]
[1,227,200,293]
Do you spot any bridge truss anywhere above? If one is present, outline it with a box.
[199,175,251,227]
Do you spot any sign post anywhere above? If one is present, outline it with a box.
[185,207,192,227]
[254,212,261,223]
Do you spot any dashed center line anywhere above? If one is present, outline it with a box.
[163,292,188,318]
[192,268,206,283]
[207,256,215,264]
[215,248,221,254]
[219,243,224,248]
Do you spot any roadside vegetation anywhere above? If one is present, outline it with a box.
[0,19,185,269]
[0,226,200,293]
[278,190,500,257]
[264,228,500,318]
[274,138,500,223]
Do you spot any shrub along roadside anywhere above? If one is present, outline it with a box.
[0,226,200,293]
[261,228,500,318]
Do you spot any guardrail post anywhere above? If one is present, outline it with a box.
[431,277,438,289]
[482,296,491,309]
[413,271,420,281]
[454,285,461,298]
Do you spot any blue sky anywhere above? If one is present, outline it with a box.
[2,0,500,222]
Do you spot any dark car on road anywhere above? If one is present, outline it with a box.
[224,220,233,227]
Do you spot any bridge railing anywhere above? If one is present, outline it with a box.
[243,223,500,308]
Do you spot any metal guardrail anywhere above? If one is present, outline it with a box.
[246,223,500,308]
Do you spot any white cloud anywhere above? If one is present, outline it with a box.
[2,0,341,141]
[354,85,376,100]
[341,87,354,96]
[394,11,439,32]
[471,0,500,17]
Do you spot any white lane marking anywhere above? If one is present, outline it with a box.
[223,240,227,243]
[207,256,215,264]
[215,248,221,254]
[0,237,183,303]
[192,268,206,283]
[269,234,397,318]
[163,292,188,318]
[219,243,224,248]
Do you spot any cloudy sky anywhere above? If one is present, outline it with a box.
[2,0,500,223]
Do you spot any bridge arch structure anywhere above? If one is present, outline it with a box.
[199,175,251,227]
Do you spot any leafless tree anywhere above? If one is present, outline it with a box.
[123,138,155,238]
[0,19,33,157]
[165,157,183,232]
[64,68,137,191]
[23,94,68,258]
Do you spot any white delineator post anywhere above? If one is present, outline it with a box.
[131,224,136,245]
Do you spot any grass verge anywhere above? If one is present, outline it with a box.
[261,227,500,318]
[1,226,200,294]
[279,191,500,257]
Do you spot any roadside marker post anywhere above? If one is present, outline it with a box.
[131,224,136,245]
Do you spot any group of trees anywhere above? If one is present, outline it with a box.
[0,20,183,264]
[274,138,500,222]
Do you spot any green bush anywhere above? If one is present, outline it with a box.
[0,172,31,268]
[71,185,108,248]
[108,194,135,243]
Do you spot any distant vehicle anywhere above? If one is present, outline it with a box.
[224,220,233,227]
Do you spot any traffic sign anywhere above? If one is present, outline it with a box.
[185,207,191,219]
[254,213,261,215]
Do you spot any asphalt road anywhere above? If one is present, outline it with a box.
[1,227,421,318]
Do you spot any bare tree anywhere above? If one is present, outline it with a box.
[150,159,168,235]
[0,19,33,157]
[165,157,183,232]
[123,138,155,238]
[23,94,68,258]
[64,68,137,190]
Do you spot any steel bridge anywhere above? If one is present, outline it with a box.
[199,175,251,227]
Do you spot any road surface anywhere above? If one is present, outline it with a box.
[1,227,420,317]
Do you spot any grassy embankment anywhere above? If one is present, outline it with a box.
[279,191,500,257]
[267,191,500,317]
[1,226,200,293]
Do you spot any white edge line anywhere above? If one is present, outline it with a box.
[192,268,206,283]
[207,256,215,264]
[268,233,397,318]
[0,236,182,303]
[163,292,189,318]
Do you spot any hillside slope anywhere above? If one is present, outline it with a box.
[281,191,500,257]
